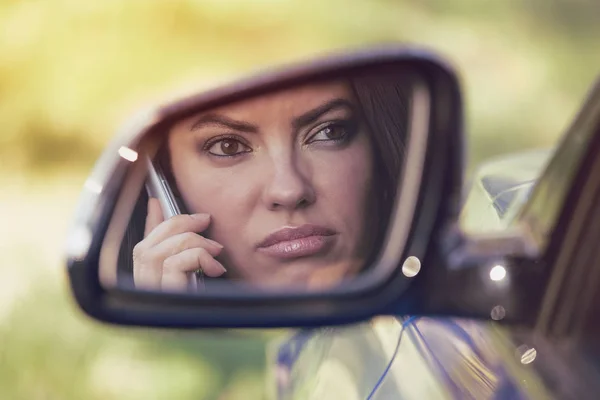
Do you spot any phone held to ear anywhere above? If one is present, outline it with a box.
[144,155,205,290]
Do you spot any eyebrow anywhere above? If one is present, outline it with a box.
[292,98,355,130]
[189,97,355,133]
[190,114,259,133]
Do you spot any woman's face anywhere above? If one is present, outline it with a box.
[167,80,377,289]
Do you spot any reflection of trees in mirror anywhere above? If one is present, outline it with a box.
[116,68,413,293]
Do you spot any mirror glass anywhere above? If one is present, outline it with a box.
[98,64,430,294]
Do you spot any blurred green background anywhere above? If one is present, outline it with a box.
[1,1,598,399]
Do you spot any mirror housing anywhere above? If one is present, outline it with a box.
[65,45,465,328]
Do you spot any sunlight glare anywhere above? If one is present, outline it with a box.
[118,146,138,162]
[490,265,507,281]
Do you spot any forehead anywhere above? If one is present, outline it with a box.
[201,79,352,118]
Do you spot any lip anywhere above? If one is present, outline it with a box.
[257,224,337,259]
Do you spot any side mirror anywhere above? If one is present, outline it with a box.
[65,45,465,328]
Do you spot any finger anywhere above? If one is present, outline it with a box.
[162,247,227,286]
[153,231,224,259]
[144,197,164,238]
[133,231,222,291]
[144,213,212,247]
[161,248,226,292]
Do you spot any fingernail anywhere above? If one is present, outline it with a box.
[215,260,227,273]
[206,238,224,248]
[191,213,210,220]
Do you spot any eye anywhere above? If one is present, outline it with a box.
[307,122,353,144]
[206,138,251,157]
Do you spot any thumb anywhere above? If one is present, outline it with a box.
[144,197,165,237]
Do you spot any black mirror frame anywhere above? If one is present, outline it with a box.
[65,45,465,329]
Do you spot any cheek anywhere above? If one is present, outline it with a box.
[170,156,260,234]
[311,141,374,217]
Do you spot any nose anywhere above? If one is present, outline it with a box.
[262,156,315,211]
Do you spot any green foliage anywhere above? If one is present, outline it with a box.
[1,0,599,173]
[1,1,599,399]
[0,179,272,399]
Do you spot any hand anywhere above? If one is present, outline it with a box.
[133,198,226,292]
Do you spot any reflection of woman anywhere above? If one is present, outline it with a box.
[117,68,411,291]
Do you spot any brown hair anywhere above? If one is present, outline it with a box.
[349,66,411,263]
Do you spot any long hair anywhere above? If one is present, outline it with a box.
[116,70,410,285]
[349,66,411,264]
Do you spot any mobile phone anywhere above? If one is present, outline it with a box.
[145,155,205,290]
[144,155,181,219]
